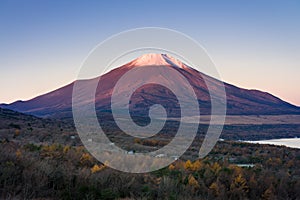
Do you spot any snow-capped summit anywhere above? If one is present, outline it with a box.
[129,53,188,69]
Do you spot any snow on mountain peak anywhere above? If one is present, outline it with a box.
[129,53,188,68]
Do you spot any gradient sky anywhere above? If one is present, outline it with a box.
[1,0,299,106]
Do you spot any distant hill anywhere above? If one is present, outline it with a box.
[0,108,76,144]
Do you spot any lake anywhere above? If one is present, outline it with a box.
[245,138,300,149]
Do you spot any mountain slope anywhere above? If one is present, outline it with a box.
[1,54,300,118]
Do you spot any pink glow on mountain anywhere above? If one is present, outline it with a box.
[128,54,188,69]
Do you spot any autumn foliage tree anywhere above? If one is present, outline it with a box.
[230,173,249,199]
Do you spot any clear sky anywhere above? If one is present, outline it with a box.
[0,0,299,106]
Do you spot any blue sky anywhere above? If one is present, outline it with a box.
[0,0,299,105]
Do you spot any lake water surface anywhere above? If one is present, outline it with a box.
[245,138,300,149]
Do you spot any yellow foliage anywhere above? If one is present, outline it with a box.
[191,160,202,171]
[80,153,93,164]
[40,144,63,158]
[209,182,220,196]
[42,144,60,152]
[16,149,22,158]
[188,174,199,188]
[234,174,246,185]
[183,160,203,171]
[211,162,221,174]
[91,164,105,173]
[63,145,70,154]
[231,174,248,192]
[49,144,58,151]
[168,164,175,170]
[15,129,20,136]
[184,160,193,170]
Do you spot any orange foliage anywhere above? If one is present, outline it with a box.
[184,160,193,170]
[80,153,93,165]
[188,174,199,188]
[211,162,221,174]
[209,181,220,196]
[15,129,20,137]
[168,164,175,170]
[91,164,105,173]
[191,160,203,171]
[230,174,248,192]
[16,149,22,159]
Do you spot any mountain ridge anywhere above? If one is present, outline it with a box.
[1,54,300,118]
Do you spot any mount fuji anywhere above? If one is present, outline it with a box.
[1,54,300,119]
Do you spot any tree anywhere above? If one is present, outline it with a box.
[63,145,70,154]
[80,153,93,166]
[14,129,20,138]
[209,181,220,196]
[249,175,258,198]
[191,160,202,171]
[16,149,22,159]
[91,164,105,173]
[188,174,199,189]
[211,162,221,174]
[262,184,275,200]
[168,164,175,171]
[230,173,249,199]
[184,160,193,170]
